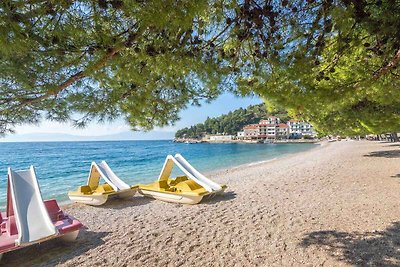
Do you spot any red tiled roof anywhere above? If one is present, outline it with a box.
[244,124,259,129]
[288,119,300,122]
[278,123,288,128]
[260,117,277,123]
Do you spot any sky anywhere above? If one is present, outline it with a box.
[3,93,262,141]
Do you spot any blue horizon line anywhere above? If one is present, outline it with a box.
[0,139,175,144]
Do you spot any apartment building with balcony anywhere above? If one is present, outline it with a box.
[240,117,315,140]
[287,119,316,138]
[243,124,260,139]
[258,123,277,139]
[276,123,289,139]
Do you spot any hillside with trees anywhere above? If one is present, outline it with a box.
[175,104,289,139]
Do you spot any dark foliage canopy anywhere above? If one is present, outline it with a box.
[1,0,399,136]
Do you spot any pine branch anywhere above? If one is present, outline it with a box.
[373,48,400,80]
[18,27,144,107]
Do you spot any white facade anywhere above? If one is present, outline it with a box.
[237,131,245,139]
[266,125,277,137]
[287,120,316,137]
[258,124,276,139]
[209,135,234,141]
[241,117,315,140]
[237,131,245,137]
[268,117,280,124]
[276,124,289,138]
[260,117,280,125]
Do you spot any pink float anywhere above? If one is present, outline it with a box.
[0,166,83,260]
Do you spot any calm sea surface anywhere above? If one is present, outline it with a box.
[0,140,317,208]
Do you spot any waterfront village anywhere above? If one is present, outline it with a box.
[175,116,317,144]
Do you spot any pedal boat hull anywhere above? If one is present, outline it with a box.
[68,185,138,206]
[138,178,226,205]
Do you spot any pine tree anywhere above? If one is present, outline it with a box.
[1,1,399,136]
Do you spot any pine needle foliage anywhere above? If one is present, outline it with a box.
[1,0,399,136]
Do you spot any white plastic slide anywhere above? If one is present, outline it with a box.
[158,155,221,193]
[88,161,130,191]
[8,166,57,245]
[174,154,222,192]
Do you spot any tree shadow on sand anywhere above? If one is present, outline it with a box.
[202,190,236,205]
[300,222,400,266]
[0,230,110,267]
[385,144,400,147]
[364,150,400,158]
[95,195,153,210]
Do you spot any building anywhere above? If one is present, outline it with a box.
[208,135,234,141]
[276,123,289,139]
[243,118,282,140]
[240,117,315,140]
[258,123,278,139]
[262,116,280,125]
[237,131,245,139]
[287,119,316,138]
[243,124,259,139]
[301,122,315,137]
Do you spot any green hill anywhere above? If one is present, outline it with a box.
[175,104,289,139]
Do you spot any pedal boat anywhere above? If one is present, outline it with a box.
[0,167,83,260]
[68,161,138,206]
[139,154,226,204]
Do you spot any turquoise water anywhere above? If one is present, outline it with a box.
[0,140,317,207]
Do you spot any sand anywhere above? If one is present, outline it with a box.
[2,140,400,266]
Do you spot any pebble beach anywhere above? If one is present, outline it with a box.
[2,140,400,266]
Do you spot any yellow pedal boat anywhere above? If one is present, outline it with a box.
[138,154,226,204]
[68,161,138,206]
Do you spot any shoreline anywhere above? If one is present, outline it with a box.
[174,138,319,144]
[58,142,321,209]
[0,141,317,210]
[202,141,324,177]
[2,140,399,266]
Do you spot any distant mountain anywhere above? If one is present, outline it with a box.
[0,131,175,142]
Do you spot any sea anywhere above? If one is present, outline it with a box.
[0,140,317,208]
